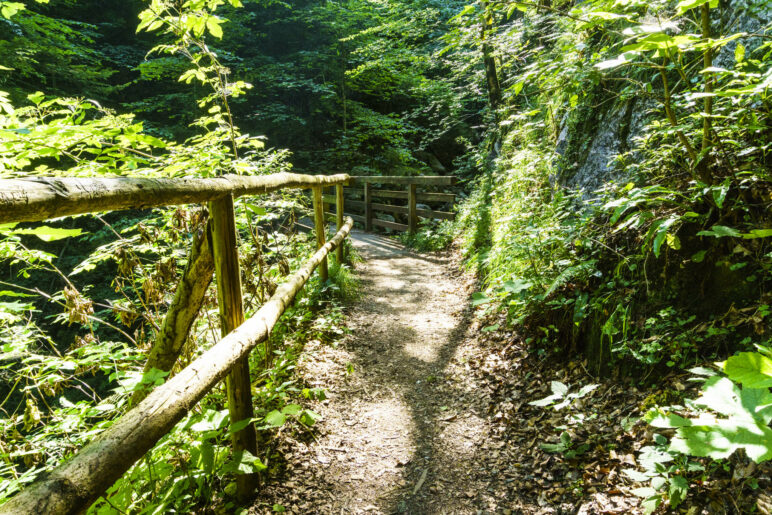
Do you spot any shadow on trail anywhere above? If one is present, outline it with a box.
[342,230,489,513]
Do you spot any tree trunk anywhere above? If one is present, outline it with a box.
[130,220,215,406]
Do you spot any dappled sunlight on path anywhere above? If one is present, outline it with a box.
[253,230,512,514]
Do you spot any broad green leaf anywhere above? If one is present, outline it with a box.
[528,394,561,407]
[264,410,286,427]
[27,91,45,105]
[668,476,688,507]
[471,292,491,306]
[11,226,84,242]
[670,422,772,462]
[222,450,266,475]
[300,409,321,426]
[676,0,718,15]
[282,404,302,416]
[206,16,223,39]
[501,279,531,295]
[724,352,772,389]
[742,229,772,239]
[550,381,568,397]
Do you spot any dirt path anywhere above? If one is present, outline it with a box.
[253,231,513,514]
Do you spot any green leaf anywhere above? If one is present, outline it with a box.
[501,279,531,295]
[300,409,321,426]
[528,394,560,407]
[471,292,491,306]
[675,0,718,15]
[230,418,253,434]
[668,476,688,507]
[551,381,568,397]
[623,468,651,481]
[724,352,772,389]
[697,225,741,238]
[222,450,266,475]
[641,495,662,515]
[631,487,657,498]
[206,16,223,39]
[282,404,302,416]
[11,226,84,242]
[27,91,45,105]
[742,229,772,239]
[264,410,286,428]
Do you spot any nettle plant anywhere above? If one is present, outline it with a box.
[627,346,772,513]
[529,381,600,459]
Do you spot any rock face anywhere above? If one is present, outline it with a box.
[555,0,770,195]
[557,98,649,194]
[715,0,772,68]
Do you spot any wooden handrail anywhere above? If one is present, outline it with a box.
[348,175,455,186]
[0,172,349,224]
[0,217,354,515]
[324,176,458,234]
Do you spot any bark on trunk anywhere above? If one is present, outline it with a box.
[130,220,215,406]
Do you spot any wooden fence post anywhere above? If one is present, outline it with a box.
[364,182,372,232]
[209,195,258,500]
[336,184,345,264]
[408,183,418,235]
[312,186,329,281]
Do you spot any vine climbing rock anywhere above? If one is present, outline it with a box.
[253,231,514,513]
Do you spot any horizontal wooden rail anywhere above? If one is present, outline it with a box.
[325,212,365,224]
[0,217,354,515]
[372,218,408,232]
[0,173,349,224]
[345,189,456,203]
[349,175,456,186]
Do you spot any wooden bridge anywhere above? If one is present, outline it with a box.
[0,173,457,514]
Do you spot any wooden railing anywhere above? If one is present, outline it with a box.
[0,173,352,515]
[320,175,457,234]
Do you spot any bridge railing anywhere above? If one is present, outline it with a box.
[0,173,352,514]
[320,175,457,234]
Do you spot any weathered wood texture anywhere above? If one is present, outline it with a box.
[0,173,349,224]
[325,212,365,224]
[364,183,372,232]
[130,221,215,406]
[408,184,418,234]
[372,218,409,232]
[209,195,257,499]
[336,202,455,223]
[0,218,354,515]
[346,189,456,203]
[335,184,344,264]
[311,186,328,282]
[349,176,456,186]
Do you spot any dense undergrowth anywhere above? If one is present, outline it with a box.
[434,0,772,510]
[1,0,771,511]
